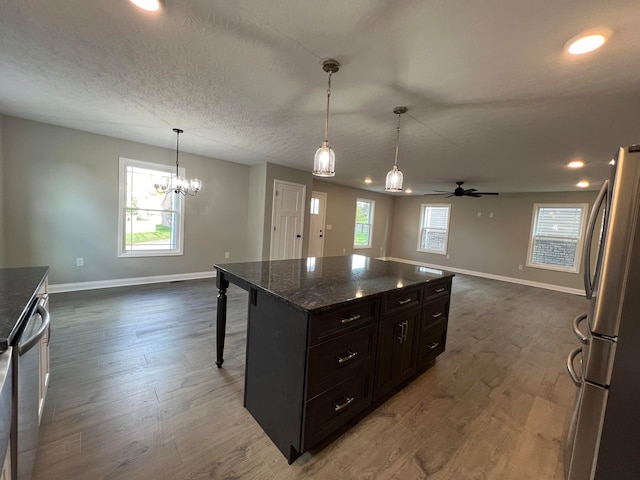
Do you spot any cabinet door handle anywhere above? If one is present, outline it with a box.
[336,350,359,364]
[434,287,446,293]
[334,395,354,412]
[396,322,406,342]
[431,312,443,319]
[427,342,439,350]
[403,321,409,343]
[341,314,361,324]
[396,298,412,305]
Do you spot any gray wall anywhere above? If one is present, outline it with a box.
[388,191,599,290]
[1,116,251,284]
[0,116,4,264]
[246,163,267,261]
[312,180,394,258]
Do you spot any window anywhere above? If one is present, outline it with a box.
[354,199,375,248]
[118,157,185,257]
[418,204,451,254]
[527,204,588,273]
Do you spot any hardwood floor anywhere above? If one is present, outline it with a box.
[33,274,585,479]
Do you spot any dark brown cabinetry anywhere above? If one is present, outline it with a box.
[216,257,453,465]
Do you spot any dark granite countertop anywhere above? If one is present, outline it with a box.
[0,266,49,352]
[214,255,454,313]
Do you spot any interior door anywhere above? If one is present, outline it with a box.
[308,191,327,258]
[270,180,306,260]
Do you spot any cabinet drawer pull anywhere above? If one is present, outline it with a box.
[336,350,359,364]
[341,314,361,324]
[434,287,446,293]
[431,312,443,319]
[427,342,440,350]
[334,395,355,413]
[396,298,412,305]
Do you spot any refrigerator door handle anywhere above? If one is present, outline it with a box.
[583,180,608,299]
[567,346,583,387]
[572,313,589,344]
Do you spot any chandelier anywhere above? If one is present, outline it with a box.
[384,106,407,192]
[155,128,202,196]
[312,59,340,177]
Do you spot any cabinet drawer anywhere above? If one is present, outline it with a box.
[425,280,450,299]
[302,373,372,451]
[380,286,423,318]
[309,299,378,345]
[417,317,447,370]
[307,324,377,399]
[422,296,449,328]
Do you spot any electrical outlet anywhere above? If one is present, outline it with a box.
[76,257,84,267]
[477,212,482,217]
[518,264,523,270]
[446,254,450,259]
[342,248,346,253]
[225,252,230,259]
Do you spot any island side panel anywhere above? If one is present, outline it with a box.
[244,289,309,463]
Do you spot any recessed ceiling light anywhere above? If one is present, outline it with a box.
[568,160,584,169]
[577,181,590,188]
[405,189,412,194]
[364,178,372,184]
[129,0,161,12]
[566,34,606,55]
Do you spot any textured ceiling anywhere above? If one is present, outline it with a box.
[1,0,639,194]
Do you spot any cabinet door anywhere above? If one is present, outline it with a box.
[373,308,420,400]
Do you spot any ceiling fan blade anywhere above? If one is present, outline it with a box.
[475,192,499,196]
[465,193,482,197]
[464,188,478,193]
[432,190,453,193]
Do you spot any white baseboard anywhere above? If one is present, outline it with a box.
[380,257,584,296]
[49,271,217,294]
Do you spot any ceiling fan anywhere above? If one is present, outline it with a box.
[431,181,499,198]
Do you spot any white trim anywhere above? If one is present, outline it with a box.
[526,203,588,274]
[354,198,375,248]
[380,256,584,296]
[118,157,186,258]
[49,271,216,294]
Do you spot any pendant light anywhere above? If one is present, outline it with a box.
[385,106,407,192]
[154,128,202,196]
[312,59,340,177]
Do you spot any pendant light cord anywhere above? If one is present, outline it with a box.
[394,112,402,167]
[175,129,181,177]
[324,71,332,143]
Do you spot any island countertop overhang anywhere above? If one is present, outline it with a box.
[214,255,454,313]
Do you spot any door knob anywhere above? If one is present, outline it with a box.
[296,234,302,238]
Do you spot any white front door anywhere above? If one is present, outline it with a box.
[308,191,327,257]
[270,180,306,260]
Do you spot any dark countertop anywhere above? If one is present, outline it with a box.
[214,255,454,313]
[0,266,49,352]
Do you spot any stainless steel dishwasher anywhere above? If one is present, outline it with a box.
[11,295,50,480]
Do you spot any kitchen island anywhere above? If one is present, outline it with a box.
[214,255,454,463]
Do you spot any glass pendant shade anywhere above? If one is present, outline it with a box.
[385,165,403,192]
[312,59,340,177]
[384,106,408,192]
[313,141,335,177]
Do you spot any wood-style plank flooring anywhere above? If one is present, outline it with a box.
[34,274,585,479]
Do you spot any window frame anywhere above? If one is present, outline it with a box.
[353,198,375,249]
[117,157,186,258]
[417,203,451,255]
[526,203,588,273]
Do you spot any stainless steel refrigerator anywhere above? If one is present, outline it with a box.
[566,145,640,479]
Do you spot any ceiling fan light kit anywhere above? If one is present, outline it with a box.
[312,59,340,177]
[384,106,408,192]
